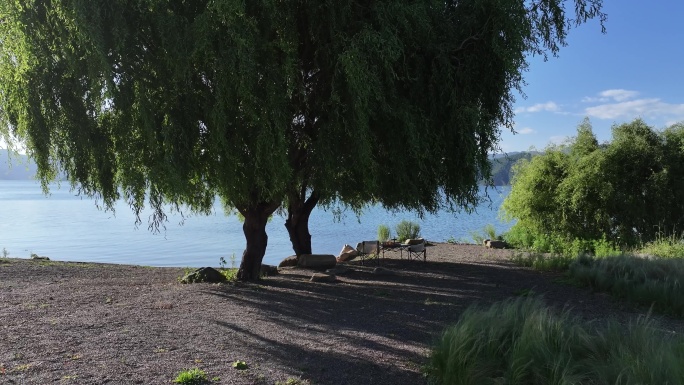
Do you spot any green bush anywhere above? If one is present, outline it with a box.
[640,233,684,258]
[428,296,684,385]
[395,220,420,242]
[503,223,621,257]
[377,224,391,242]
[173,368,208,385]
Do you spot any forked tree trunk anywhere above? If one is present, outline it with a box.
[237,201,279,281]
[285,190,320,256]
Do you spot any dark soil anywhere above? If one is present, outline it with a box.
[1,244,683,384]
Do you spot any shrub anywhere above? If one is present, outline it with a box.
[503,223,622,257]
[395,220,420,242]
[640,233,684,258]
[173,368,208,385]
[427,296,684,385]
[377,224,391,242]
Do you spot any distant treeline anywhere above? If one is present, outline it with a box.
[1,149,536,183]
[0,149,36,180]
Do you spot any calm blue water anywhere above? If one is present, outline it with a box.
[0,180,512,267]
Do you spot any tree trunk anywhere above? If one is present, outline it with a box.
[237,201,279,281]
[285,190,320,256]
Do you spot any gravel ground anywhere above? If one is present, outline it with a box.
[1,243,683,385]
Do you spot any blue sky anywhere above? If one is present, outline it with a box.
[502,0,684,152]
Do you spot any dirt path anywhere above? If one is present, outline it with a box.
[1,244,682,384]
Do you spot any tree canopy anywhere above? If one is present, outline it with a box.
[503,118,684,252]
[0,0,605,279]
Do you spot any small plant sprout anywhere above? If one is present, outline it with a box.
[232,360,248,370]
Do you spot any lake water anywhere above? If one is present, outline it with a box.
[0,180,512,267]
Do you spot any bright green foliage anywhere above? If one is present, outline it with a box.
[503,119,684,252]
[428,296,684,385]
[0,1,605,276]
[377,224,391,242]
[395,220,421,242]
[640,233,684,258]
[173,368,208,385]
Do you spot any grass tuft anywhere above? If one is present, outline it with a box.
[427,296,684,385]
[173,368,208,385]
[510,252,574,271]
[569,254,684,316]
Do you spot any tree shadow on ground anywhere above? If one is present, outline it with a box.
[197,256,642,384]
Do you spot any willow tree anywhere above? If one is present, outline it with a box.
[282,0,607,255]
[0,0,605,278]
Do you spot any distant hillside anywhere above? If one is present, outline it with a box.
[489,151,537,186]
[0,149,36,180]
[1,148,535,185]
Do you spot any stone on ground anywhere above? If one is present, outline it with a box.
[278,255,298,268]
[298,254,337,269]
[260,264,279,276]
[310,273,337,283]
[486,240,507,249]
[180,267,226,284]
[372,267,396,276]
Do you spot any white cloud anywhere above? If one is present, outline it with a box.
[585,98,684,120]
[517,127,535,134]
[515,101,560,114]
[582,89,639,103]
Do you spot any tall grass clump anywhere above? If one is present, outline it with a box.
[377,224,391,242]
[428,296,684,385]
[510,252,574,271]
[428,297,587,385]
[395,220,420,242]
[569,254,684,316]
[585,316,684,384]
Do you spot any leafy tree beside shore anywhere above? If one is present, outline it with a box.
[503,118,684,253]
[0,0,605,279]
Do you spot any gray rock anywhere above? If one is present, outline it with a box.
[260,264,279,276]
[326,266,351,275]
[180,267,226,284]
[278,255,298,268]
[310,273,337,283]
[298,254,337,269]
[372,267,396,276]
[30,254,50,261]
[486,240,507,249]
